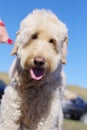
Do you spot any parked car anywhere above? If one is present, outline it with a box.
[85,102,87,112]
[80,101,87,124]
[62,96,86,120]
[0,80,6,100]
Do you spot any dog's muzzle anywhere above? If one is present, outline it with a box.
[30,56,46,81]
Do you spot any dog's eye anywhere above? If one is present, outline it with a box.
[32,33,38,40]
[49,39,56,44]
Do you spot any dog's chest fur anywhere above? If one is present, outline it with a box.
[18,84,56,129]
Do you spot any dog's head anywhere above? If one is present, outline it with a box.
[11,9,68,81]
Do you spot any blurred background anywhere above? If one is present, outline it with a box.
[0,0,87,129]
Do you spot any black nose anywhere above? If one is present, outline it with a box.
[34,56,45,67]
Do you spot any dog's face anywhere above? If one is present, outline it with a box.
[11,10,68,81]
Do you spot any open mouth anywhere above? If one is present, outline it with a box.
[30,67,45,80]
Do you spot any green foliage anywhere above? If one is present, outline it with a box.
[63,119,87,130]
[67,85,87,100]
[0,73,10,85]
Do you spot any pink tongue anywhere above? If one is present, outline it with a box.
[30,68,44,80]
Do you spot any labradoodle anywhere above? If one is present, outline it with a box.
[0,9,68,130]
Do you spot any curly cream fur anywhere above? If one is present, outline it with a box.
[0,9,68,130]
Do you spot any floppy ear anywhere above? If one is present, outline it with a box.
[11,31,20,55]
[11,45,18,55]
[61,37,68,64]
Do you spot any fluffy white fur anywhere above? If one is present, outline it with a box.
[0,9,68,130]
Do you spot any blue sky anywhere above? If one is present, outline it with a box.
[0,0,87,88]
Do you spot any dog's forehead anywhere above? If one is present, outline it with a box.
[20,19,67,41]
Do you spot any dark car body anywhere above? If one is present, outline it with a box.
[0,80,6,100]
[62,96,85,119]
[84,102,87,112]
[80,101,87,124]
